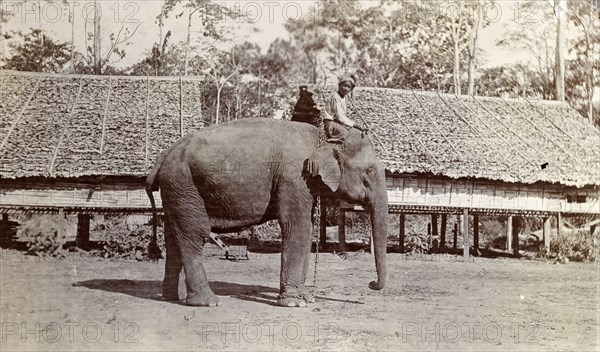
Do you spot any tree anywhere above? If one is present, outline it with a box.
[554,0,567,101]
[569,0,600,123]
[74,0,141,74]
[497,1,557,100]
[2,28,71,72]
[160,0,236,76]
[478,64,545,98]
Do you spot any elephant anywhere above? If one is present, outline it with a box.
[146,118,388,307]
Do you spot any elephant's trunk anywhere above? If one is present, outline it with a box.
[367,184,388,290]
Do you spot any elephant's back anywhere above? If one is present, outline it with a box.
[188,118,319,151]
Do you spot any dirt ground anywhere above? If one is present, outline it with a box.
[0,246,598,352]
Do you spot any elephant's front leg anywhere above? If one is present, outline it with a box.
[277,196,314,307]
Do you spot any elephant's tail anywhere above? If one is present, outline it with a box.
[146,188,162,263]
[146,151,166,263]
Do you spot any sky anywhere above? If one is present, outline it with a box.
[1,0,541,69]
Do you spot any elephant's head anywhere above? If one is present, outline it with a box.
[306,129,388,290]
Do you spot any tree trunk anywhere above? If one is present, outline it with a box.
[585,31,593,124]
[215,85,221,125]
[0,0,4,66]
[184,8,192,76]
[467,2,482,97]
[554,0,566,101]
[70,8,75,72]
[453,37,461,96]
[93,0,101,75]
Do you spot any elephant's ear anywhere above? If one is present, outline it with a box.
[306,147,342,192]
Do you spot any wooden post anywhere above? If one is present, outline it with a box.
[440,214,447,248]
[427,223,431,247]
[2,214,7,221]
[399,213,405,252]
[463,209,469,261]
[473,214,479,251]
[557,212,562,236]
[76,214,91,249]
[543,217,551,254]
[431,214,438,238]
[506,215,513,251]
[337,210,346,252]
[513,217,520,256]
[453,223,458,250]
[319,199,327,250]
[145,75,149,169]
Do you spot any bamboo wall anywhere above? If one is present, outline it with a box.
[385,176,600,214]
[1,176,599,214]
[0,181,162,212]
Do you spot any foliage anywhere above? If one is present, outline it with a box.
[541,229,599,263]
[479,217,506,249]
[2,29,71,72]
[405,231,432,254]
[87,216,165,260]
[18,214,75,258]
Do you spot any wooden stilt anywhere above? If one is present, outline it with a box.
[506,215,513,251]
[337,210,346,252]
[432,214,438,238]
[463,209,469,261]
[440,214,447,248]
[543,217,551,254]
[399,213,405,252]
[557,212,562,236]
[473,214,479,251]
[427,223,432,247]
[453,223,458,250]
[513,217,520,256]
[319,200,327,250]
[76,214,91,249]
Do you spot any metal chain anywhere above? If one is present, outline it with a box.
[312,112,327,288]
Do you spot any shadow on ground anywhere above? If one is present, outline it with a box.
[73,279,281,305]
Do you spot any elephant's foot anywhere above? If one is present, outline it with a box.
[277,285,314,307]
[162,292,180,301]
[185,291,221,307]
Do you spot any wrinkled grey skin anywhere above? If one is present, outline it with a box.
[146,118,388,307]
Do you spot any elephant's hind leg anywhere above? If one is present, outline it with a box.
[163,188,220,307]
[162,215,183,301]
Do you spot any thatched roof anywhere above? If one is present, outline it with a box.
[1,70,598,188]
[310,86,600,188]
[1,70,204,179]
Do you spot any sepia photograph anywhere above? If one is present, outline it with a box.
[0,0,599,351]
